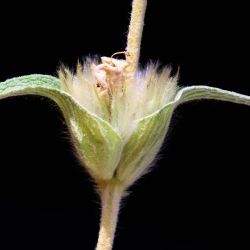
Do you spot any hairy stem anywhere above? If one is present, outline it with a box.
[95,183,123,250]
[126,0,147,75]
[95,1,148,249]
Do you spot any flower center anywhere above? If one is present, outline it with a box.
[91,56,129,96]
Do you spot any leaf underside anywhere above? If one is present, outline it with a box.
[175,85,250,106]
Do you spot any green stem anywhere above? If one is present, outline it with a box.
[95,183,123,250]
[96,1,148,249]
[126,0,147,75]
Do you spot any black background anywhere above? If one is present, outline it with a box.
[0,0,249,249]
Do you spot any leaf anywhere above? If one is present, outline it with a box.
[0,75,122,181]
[116,104,175,187]
[174,85,250,106]
[116,85,250,187]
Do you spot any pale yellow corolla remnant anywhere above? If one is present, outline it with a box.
[91,56,129,96]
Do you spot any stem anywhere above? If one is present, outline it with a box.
[126,0,147,75]
[95,183,123,250]
[95,2,148,249]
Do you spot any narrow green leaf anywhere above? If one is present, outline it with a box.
[0,75,122,181]
[175,85,250,106]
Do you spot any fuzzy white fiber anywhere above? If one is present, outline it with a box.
[58,58,178,141]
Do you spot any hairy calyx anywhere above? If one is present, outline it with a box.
[58,57,178,140]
